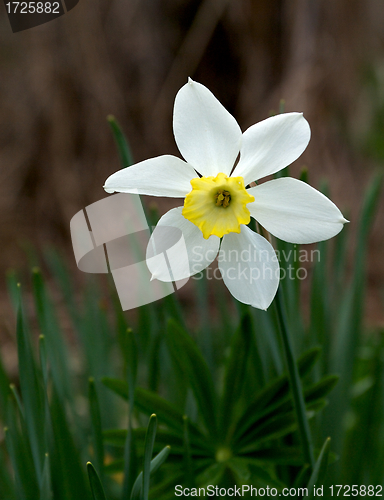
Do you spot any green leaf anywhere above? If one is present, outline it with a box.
[252,374,338,428]
[240,447,304,466]
[49,388,90,500]
[307,437,331,497]
[103,379,182,430]
[238,412,297,450]
[87,462,107,500]
[147,470,184,499]
[232,347,321,442]
[325,174,383,456]
[0,351,10,422]
[4,401,40,500]
[130,445,171,500]
[31,268,71,403]
[183,415,195,487]
[40,453,52,500]
[122,327,138,500]
[43,248,80,329]
[107,115,134,168]
[165,319,218,436]
[102,382,209,449]
[196,463,225,487]
[103,428,210,457]
[247,462,286,489]
[0,446,16,500]
[101,378,128,402]
[220,313,252,434]
[237,400,326,452]
[142,414,157,500]
[89,378,104,476]
[6,269,20,312]
[15,290,46,484]
[305,375,339,403]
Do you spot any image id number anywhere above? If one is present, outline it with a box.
[329,485,383,496]
[5,2,60,13]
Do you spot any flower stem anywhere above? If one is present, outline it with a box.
[274,286,315,469]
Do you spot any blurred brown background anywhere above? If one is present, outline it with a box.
[0,0,383,323]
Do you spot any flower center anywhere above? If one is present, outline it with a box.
[215,189,231,207]
[182,172,255,239]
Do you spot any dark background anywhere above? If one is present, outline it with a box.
[0,0,383,323]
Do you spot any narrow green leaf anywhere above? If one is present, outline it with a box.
[237,400,325,452]
[307,437,331,497]
[130,446,171,500]
[102,383,209,448]
[122,328,138,500]
[102,379,182,429]
[87,462,107,500]
[16,288,46,483]
[0,446,17,500]
[274,287,314,468]
[234,459,286,489]
[32,268,71,402]
[103,428,210,457]
[4,401,40,500]
[234,374,336,452]
[240,446,304,466]
[9,384,24,419]
[220,313,252,434]
[89,378,104,476]
[146,470,184,499]
[107,115,134,168]
[6,269,20,312]
[325,174,383,456]
[233,347,321,441]
[40,453,52,500]
[43,248,80,329]
[183,415,195,487]
[49,388,90,500]
[0,351,10,421]
[165,319,218,436]
[142,414,157,500]
[305,375,339,403]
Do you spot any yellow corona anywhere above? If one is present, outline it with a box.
[182,172,255,239]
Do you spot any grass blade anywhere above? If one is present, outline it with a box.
[39,453,52,500]
[220,313,252,434]
[165,319,218,436]
[122,328,138,500]
[87,462,107,500]
[16,286,46,484]
[89,378,104,477]
[130,445,171,500]
[307,437,331,497]
[107,115,134,168]
[274,287,315,469]
[142,414,157,500]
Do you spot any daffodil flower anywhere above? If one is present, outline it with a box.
[104,79,347,309]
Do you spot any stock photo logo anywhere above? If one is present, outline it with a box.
[70,192,189,311]
[4,0,79,32]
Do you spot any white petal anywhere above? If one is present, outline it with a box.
[173,79,242,177]
[104,155,197,197]
[218,225,279,310]
[232,113,310,185]
[247,178,348,244]
[146,207,220,281]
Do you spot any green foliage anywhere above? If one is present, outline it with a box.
[0,122,382,498]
